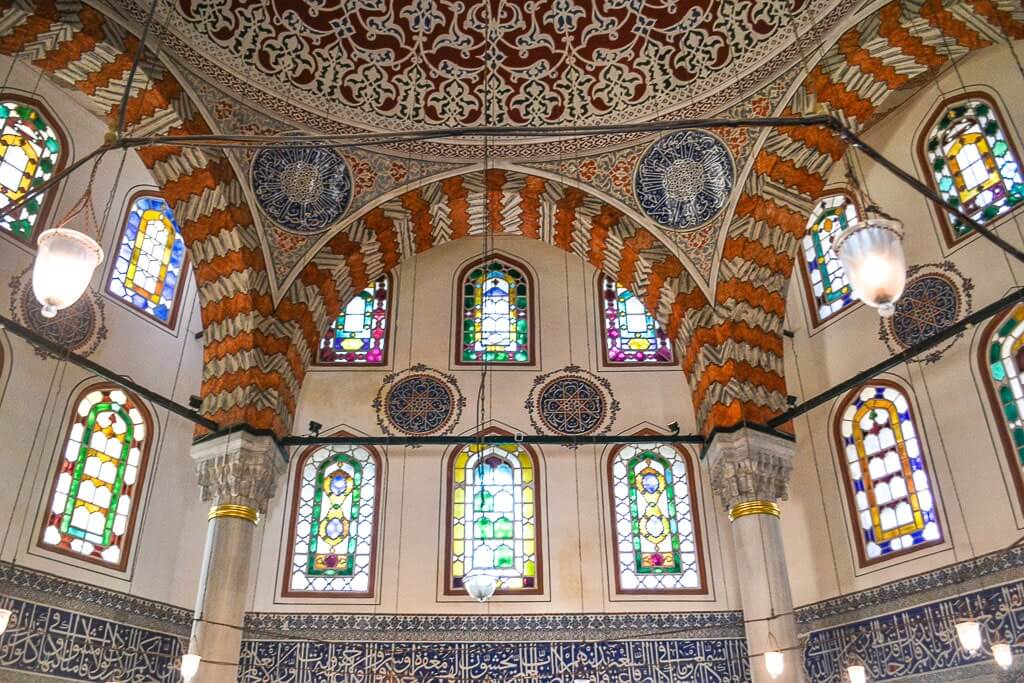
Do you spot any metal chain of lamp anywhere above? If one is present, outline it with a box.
[832,156,907,318]
[31,155,105,318]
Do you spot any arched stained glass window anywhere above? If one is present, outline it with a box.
[285,443,380,595]
[108,194,187,326]
[318,276,390,365]
[447,441,541,594]
[981,304,1024,511]
[600,275,674,365]
[609,442,703,592]
[836,383,942,564]
[923,96,1024,241]
[0,98,62,241]
[458,256,532,364]
[801,194,860,324]
[40,385,151,570]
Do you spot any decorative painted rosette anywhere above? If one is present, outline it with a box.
[251,140,352,234]
[525,365,619,436]
[634,130,734,231]
[878,261,973,364]
[10,267,106,358]
[373,364,465,436]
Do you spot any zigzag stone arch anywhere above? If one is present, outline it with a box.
[279,168,712,424]
[0,0,285,434]
[693,0,1024,436]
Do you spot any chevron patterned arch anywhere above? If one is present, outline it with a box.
[0,0,284,434]
[694,0,1024,436]
[278,168,712,416]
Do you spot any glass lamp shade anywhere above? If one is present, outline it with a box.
[0,608,11,635]
[832,217,906,318]
[180,653,201,681]
[764,650,785,679]
[32,227,104,318]
[846,664,867,683]
[955,620,983,654]
[992,642,1013,670]
[463,572,498,602]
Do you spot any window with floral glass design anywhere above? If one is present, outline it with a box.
[317,276,390,365]
[40,385,151,570]
[0,98,62,242]
[457,256,532,364]
[980,304,1024,513]
[446,441,541,594]
[801,194,860,324]
[922,96,1024,242]
[599,275,674,365]
[284,443,380,595]
[836,383,942,565]
[608,441,704,593]
[108,194,187,326]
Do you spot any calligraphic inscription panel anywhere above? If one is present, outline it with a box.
[0,597,182,682]
[804,579,1024,681]
[239,638,750,682]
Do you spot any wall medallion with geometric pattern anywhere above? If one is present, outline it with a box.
[878,261,973,364]
[10,268,107,358]
[526,366,619,437]
[374,364,464,436]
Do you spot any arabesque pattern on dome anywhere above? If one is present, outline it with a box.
[171,0,830,131]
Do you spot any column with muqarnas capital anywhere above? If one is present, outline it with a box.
[706,428,805,683]
[188,431,286,683]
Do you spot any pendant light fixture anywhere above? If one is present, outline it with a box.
[180,652,201,681]
[846,664,867,683]
[955,619,983,654]
[992,642,1013,670]
[31,158,105,318]
[764,631,784,679]
[463,571,498,603]
[0,607,11,636]
[833,157,906,317]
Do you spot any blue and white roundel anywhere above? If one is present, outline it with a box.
[251,145,352,234]
[635,131,734,230]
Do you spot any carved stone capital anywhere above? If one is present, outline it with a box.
[191,431,286,513]
[705,428,796,512]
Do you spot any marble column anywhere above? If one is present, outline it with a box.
[188,430,286,683]
[706,427,804,683]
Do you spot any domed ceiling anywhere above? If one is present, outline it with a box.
[143,0,852,146]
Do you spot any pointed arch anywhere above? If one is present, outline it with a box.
[39,383,154,571]
[978,303,1024,515]
[282,436,383,596]
[455,253,535,365]
[444,429,544,596]
[833,380,943,566]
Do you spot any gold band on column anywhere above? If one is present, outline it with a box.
[208,504,259,524]
[728,500,780,522]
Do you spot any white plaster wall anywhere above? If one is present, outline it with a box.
[0,56,207,609]
[782,43,1024,607]
[251,236,743,615]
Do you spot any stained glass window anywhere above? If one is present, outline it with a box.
[837,384,942,563]
[600,275,674,365]
[286,444,379,594]
[41,386,150,569]
[609,443,702,592]
[982,305,1024,507]
[108,195,186,325]
[448,442,540,593]
[459,257,531,363]
[0,99,61,241]
[924,97,1024,240]
[802,194,860,323]
[318,276,390,365]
